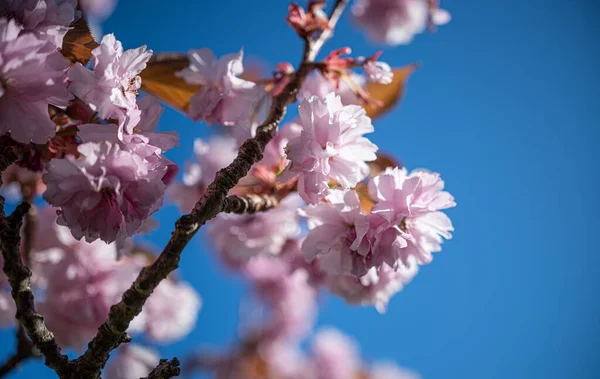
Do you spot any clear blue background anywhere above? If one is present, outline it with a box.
[1,0,599,378]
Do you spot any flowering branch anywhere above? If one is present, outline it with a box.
[143,357,181,379]
[0,198,69,377]
[70,1,350,378]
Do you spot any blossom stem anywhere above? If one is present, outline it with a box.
[70,1,350,378]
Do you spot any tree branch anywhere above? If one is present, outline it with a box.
[0,198,70,377]
[0,136,26,187]
[222,194,279,214]
[142,357,180,379]
[71,1,350,378]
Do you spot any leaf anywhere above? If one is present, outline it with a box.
[355,183,376,214]
[368,153,402,177]
[139,53,202,112]
[60,18,99,65]
[363,63,418,119]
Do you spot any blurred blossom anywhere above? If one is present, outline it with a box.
[352,0,450,45]
[208,194,302,267]
[0,256,16,327]
[105,344,159,379]
[309,328,361,379]
[169,135,238,213]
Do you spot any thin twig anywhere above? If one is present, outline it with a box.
[142,357,181,379]
[0,326,39,378]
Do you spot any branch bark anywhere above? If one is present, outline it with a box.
[222,194,280,214]
[142,357,180,379]
[0,198,70,377]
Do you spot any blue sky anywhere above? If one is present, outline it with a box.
[1,1,599,378]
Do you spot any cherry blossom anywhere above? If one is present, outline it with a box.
[363,59,393,84]
[0,17,71,143]
[287,93,377,203]
[301,190,375,276]
[67,34,152,135]
[300,71,364,105]
[328,259,418,313]
[43,141,168,243]
[369,167,455,266]
[352,0,450,45]
[105,344,159,379]
[0,0,77,48]
[176,48,259,126]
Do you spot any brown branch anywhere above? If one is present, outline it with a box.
[0,326,39,377]
[70,2,350,378]
[0,198,70,377]
[142,357,180,379]
[0,136,27,187]
[223,194,279,214]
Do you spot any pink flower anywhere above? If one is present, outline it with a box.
[352,0,450,45]
[137,278,201,343]
[42,141,168,243]
[105,345,159,379]
[0,0,77,48]
[169,135,238,213]
[309,328,361,379]
[208,194,302,267]
[0,18,71,143]
[67,34,152,135]
[37,238,140,349]
[287,93,377,203]
[176,48,259,126]
[244,256,316,341]
[369,167,455,266]
[328,259,418,313]
[301,190,375,277]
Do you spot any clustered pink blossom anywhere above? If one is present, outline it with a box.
[352,0,450,45]
[177,48,259,126]
[0,17,71,143]
[43,142,169,244]
[368,167,456,266]
[0,0,77,48]
[299,166,454,310]
[68,34,153,135]
[286,93,378,203]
